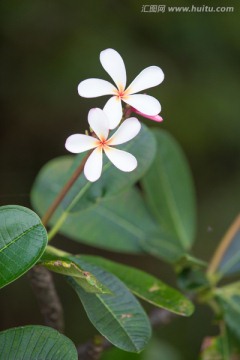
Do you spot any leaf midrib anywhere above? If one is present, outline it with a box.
[96,292,140,351]
[0,224,41,254]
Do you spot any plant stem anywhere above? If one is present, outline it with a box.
[207,214,240,276]
[28,266,64,333]
[48,212,68,241]
[41,151,92,227]
[45,245,71,258]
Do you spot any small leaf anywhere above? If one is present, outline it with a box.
[214,281,240,339]
[176,255,209,292]
[81,256,194,316]
[31,124,156,215]
[67,256,151,353]
[0,325,78,359]
[0,205,48,288]
[141,129,196,256]
[40,247,109,294]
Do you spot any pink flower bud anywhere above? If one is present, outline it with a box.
[130,107,163,122]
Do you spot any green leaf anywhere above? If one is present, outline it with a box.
[176,255,209,293]
[80,256,194,316]
[0,205,48,289]
[58,187,159,253]
[214,282,240,339]
[40,248,109,294]
[140,233,185,264]
[67,256,151,353]
[31,124,156,216]
[141,129,196,257]
[0,325,77,359]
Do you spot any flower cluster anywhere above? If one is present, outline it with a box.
[66,48,164,182]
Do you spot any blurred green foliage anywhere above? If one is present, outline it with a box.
[0,1,239,359]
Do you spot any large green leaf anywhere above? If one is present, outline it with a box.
[33,177,160,252]
[67,256,151,353]
[141,129,196,257]
[40,247,109,294]
[81,256,194,316]
[59,187,159,253]
[0,325,77,359]
[0,205,48,288]
[31,124,156,216]
[214,282,240,339]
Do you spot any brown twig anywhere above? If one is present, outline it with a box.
[207,214,240,275]
[28,265,64,333]
[41,151,92,227]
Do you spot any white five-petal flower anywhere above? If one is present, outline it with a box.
[65,108,141,182]
[78,48,164,129]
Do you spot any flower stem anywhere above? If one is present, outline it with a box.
[41,150,93,227]
[48,212,69,241]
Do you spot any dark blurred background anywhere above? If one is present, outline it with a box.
[0,1,239,359]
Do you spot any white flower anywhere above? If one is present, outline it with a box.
[65,108,141,182]
[78,48,164,129]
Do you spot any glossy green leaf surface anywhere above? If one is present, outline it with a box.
[31,124,156,215]
[67,256,151,353]
[0,325,77,359]
[215,281,240,339]
[81,256,194,316]
[0,205,48,288]
[141,129,196,256]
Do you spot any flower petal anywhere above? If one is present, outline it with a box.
[103,96,123,129]
[108,117,141,145]
[65,134,97,154]
[88,108,109,140]
[127,66,164,94]
[124,94,161,116]
[84,147,103,182]
[78,79,116,98]
[100,49,127,90]
[104,146,137,172]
